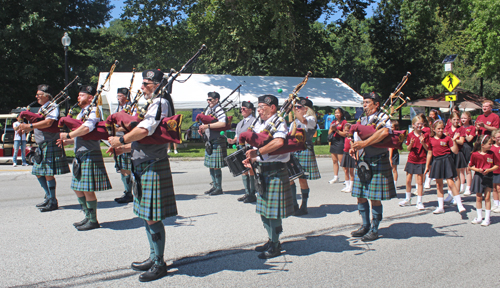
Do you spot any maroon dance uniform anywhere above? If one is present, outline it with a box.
[427,135,454,157]
[427,135,457,179]
[406,131,427,164]
[469,151,499,191]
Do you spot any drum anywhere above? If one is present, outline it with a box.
[225,148,249,177]
[287,154,304,181]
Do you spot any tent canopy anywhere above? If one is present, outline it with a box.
[408,88,498,110]
[98,73,363,113]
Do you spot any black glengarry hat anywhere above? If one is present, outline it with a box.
[208,91,220,99]
[298,97,313,108]
[142,69,164,83]
[37,84,53,96]
[117,87,129,97]
[241,101,254,110]
[80,85,95,95]
[363,92,381,103]
[258,95,278,107]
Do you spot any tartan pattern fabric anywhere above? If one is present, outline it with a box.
[352,154,396,201]
[294,149,321,180]
[32,141,70,176]
[117,152,132,171]
[71,150,112,192]
[204,142,227,168]
[133,157,178,221]
[256,163,295,219]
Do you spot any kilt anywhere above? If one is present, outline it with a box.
[352,154,396,201]
[256,162,294,219]
[71,150,112,192]
[404,162,426,175]
[329,136,344,154]
[493,174,500,184]
[117,152,132,171]
[455,150,468,169]
[32,141,70,176]
[204,142,227,169]
[471,173,493,193]
[294,149,321,180]
[429,154,457,180]
[391,151,400,166]
[340,152,356,168]
[133,157,177,221]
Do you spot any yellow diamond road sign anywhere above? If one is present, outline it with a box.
[442,73,460,92]
[445,94,456,101]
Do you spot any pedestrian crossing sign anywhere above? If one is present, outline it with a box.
[445,94,456,101]
[441,73,460,92]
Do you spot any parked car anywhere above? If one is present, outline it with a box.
[0,114,37,165]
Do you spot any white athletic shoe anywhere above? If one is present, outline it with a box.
[174,150,178,154]
[463,190,471,196]
[433,208,445,214]
[471,218,482,224]
[167,149,171,153]
[341,186,350,192]
[424,183,431,189]
[491,205,498,212]
[416,202,425,210]
[399,199,411,207]
[411,190,418,196]
[12,163,17,167]
[492,206,500,213]
[480,220,491,227]
[328,176,339,184]
[22,163,29,166]
[458,206,466,213]
[444,194,453,203]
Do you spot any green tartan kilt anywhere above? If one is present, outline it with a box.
[204,142,227,169]
[133,157,178,221]
[71,150,112,192]
[118,152,132,171]
[32,141,70,176]
[351,154,396,201]
[294,149,321,180]
[256,163,295,219]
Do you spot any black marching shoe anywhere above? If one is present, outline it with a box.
[209,189,223,196]
[237,194,248,202]
[73,217,89,227]
[115,192,133,204]
[255,240,282,252]
[294,203,308,216]
[76,221,100,231]
[204,187,216,195]
[139,262,168,282]
[361,231,379,242]
[36,198,49,208]
[131,258,154,271]
[258,243,282,259]
[351,225,370,237]
[243,194,257,203]
[39,199,58,212]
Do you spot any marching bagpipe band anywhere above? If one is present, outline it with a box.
[348,72,411,150]
[105,44,207,145]
[19,76,80,134]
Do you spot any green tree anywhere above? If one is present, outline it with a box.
[0,0,113,112]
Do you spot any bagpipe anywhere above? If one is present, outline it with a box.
[349,72,411,150]
[105,45,207,145]
[195,84,242,132]
[19,76,79,133]
[238,71,312,155]
[58,103,110,141]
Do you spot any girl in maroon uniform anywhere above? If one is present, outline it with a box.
[444,111,466,204]
[461,112,476,195]
[425,120,466,214]
[490,129,500,213]
[468,135,498,226]
[400,115,428,209]
[328,108,347,184]
[340,124,356,193]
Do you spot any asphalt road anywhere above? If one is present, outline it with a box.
[0,155,498,287]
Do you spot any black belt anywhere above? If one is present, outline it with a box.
[257,162,286,173]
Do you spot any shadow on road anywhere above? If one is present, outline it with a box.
[381,222,450,239]
[299,204,358,218]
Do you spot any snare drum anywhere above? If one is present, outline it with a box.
[287,154,304,181]
[224,148,250,177]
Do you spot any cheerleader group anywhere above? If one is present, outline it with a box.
[328,101,500,227]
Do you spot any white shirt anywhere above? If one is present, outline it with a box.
[77,105,100,133]
[354,111,392,156]
[137,98,170,136]
[252,114,290,163]
[13,122,26,141]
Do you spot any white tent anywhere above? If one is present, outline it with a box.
[98,73,362,113]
